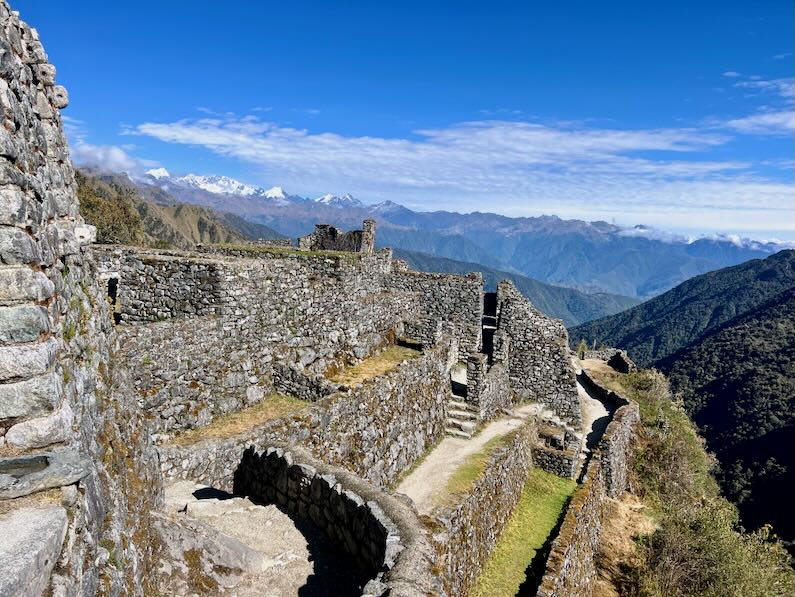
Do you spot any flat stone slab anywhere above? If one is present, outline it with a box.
[0,451,90,500]
[0,505,67,597]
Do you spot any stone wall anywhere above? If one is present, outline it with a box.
[159,334,456,490]
[497,281,581,426]
[466,352,512,419]
[0,4,162,594]
[233,444,443,597]
[535,371,640,596]
[390,263,483,359]
[98,246,417,434]
[297,219,376,254]
[431,419,536,596]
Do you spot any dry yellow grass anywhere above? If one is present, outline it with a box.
[171,393,307,445]
[329,345,420,386]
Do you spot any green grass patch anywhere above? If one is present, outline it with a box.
[329,345,420,386]
[438,432,517,506]
[471,468,577,597]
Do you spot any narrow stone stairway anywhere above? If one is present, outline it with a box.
[446,363,480,438]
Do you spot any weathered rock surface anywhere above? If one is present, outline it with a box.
[0,451,90,499]
[0,505,67,597]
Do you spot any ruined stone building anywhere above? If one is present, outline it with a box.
[0,3,639,595]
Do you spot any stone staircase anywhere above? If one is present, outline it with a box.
[446,364,480,438]
[446,397,480,439]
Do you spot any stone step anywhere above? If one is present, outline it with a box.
[448,408,479,421]
[448,399,477,413]
[445,427,472,439]
[446,418,477,433]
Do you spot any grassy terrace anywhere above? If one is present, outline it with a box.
[171,393,307,445]
[472,469,577,597]
[208,243,361,260]
[328,345,421,386]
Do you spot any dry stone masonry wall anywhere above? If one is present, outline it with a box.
[97,245,416,434]
[0,4,162,595]
[159,334,456,490]
[498,281,581,425]
[390,262,484,359]
[431,419,536,596]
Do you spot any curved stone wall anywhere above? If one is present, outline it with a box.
[232,443,443,597]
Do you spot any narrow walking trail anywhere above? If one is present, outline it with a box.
[396,403,537,515]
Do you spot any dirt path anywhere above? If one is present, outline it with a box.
[395,404,537,515]
[578,381,611,451]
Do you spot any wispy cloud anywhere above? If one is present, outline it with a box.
[724,110,795,134]
[722,70,742,78]
[123,113,793,234]
[70,141,148,173]
[735,76,795,99]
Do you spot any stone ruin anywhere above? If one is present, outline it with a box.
[0,3,640,595]
[298,218,376,254]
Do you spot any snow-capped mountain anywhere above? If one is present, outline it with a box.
[315,193,363,209]
[172,174,262,197]
[143,170,304,205]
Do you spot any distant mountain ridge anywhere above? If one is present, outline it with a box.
[135,169,789,299]
[393,248,640,327]
[569,250,795,366]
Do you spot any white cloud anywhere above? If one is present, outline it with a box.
[722,70,742,77]
[735,77,795,99]
[724,110,795,134]
[70,141,150,174]
[123,113,794,236]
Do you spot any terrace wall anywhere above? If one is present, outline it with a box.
[158,333,456,489]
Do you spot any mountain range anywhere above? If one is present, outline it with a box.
[137,169,789,300]
[570,250,795,551]
[77,170,631,326]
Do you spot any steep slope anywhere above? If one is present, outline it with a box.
[393,249,640,327]
[77,170,285,249]
[658,288,795,548]
[569,250,795,366]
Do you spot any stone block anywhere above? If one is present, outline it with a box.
[0,337,57,381]
[5,400,73,449]
[0,371,62,420]
[0,505,67,597]
[0,304,49,343]
[0,226,40,265]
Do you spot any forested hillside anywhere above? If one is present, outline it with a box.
[569,250,795,366]
[658,288,795,548]
[570,251,795,552]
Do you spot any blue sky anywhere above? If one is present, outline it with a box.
[17,0,795,239]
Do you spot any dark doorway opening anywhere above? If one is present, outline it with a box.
[107,277,121,324]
